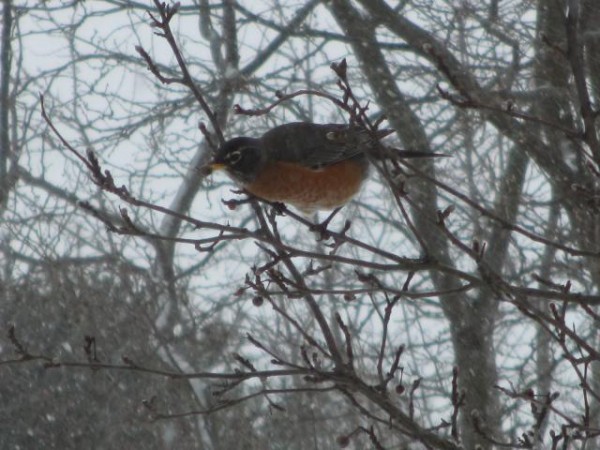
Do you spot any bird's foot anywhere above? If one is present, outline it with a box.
[269,202,287,216]
[309,207,342,241]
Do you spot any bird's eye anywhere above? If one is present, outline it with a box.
[227,150,242,165]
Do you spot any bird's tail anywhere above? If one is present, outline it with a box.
[394,149,448,158]
[369,130,447,158]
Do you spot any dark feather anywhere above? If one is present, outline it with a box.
[260,122,391,168]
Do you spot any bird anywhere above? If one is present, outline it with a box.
[208,122,443,213]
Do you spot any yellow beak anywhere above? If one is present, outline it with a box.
[198,162,226,176]
[209,163,226,171]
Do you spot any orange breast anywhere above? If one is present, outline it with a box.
[245,160,367,212]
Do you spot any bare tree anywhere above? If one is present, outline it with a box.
[2,1,600,449]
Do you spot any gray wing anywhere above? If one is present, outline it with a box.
[260,122,380,168]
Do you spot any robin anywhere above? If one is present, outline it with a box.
[208,122,442,213]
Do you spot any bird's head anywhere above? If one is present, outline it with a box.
[209,137,265,183]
